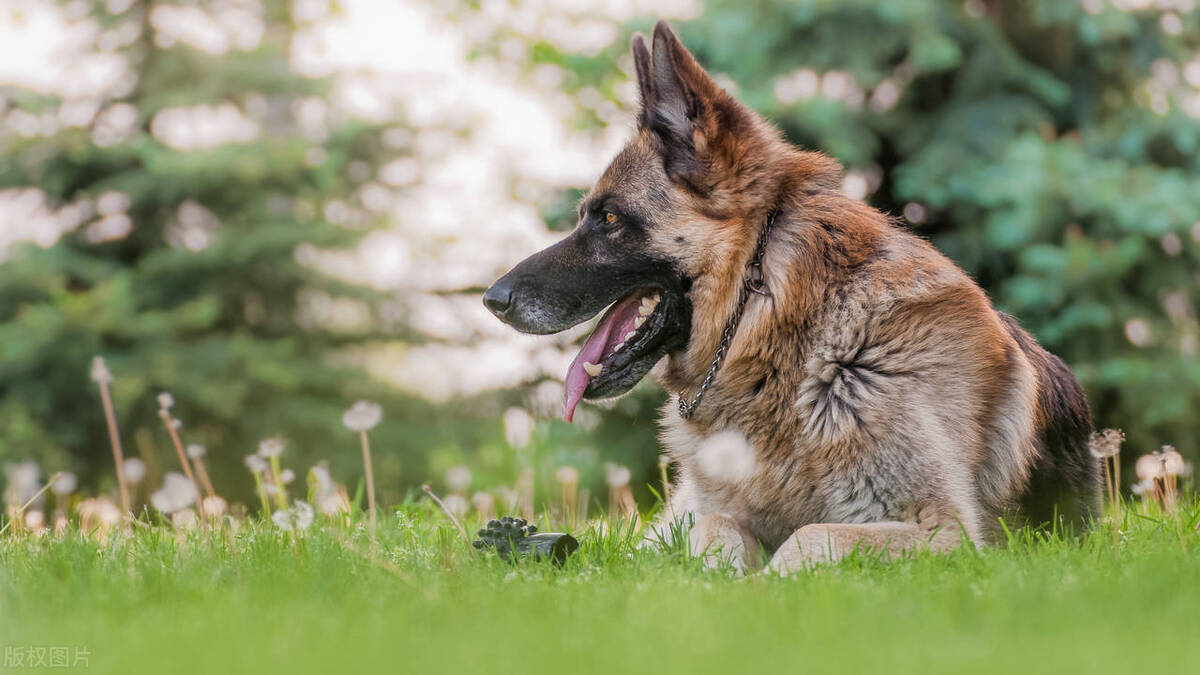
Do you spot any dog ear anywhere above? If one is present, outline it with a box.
[635,20,729,193]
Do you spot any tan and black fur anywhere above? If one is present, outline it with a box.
[484,21,1100,572]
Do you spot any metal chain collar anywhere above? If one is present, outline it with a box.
[677,209,777,420]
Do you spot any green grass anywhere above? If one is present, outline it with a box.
[3,502,1199,675]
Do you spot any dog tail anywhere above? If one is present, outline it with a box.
[998,313,1101,530]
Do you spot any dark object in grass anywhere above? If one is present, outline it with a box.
[472,516,578,566]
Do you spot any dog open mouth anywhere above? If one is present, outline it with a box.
[562,289,672,423]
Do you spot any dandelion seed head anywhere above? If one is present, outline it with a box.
[202,495,228,517]
[273,500,314,530]
[342,400,382,431]
[1088,428,1125,459]
[442,493,469,518]
[257,437,284,458]
[90,356,113,384]
[157,392,175,411]
[1161,446,1186,476]
[293,501,314,529]
[1135,453,1166,481]
[186,444,206,460]
[309,463,333,492]
[316,490,348,516]
[471,491,494,512]
[5,460,42,505]
[244,454,268,474]
[77,497,122,529]
[555,465,580,486]
[445,466,472,493]
[171,508,198,529]
[502,407,534,448]
[280,468,295,484]
[150,471,196,513]
[1131,478,1155,497]
[604,462,631,488]
[123,457,146,483]
[50,472,77,496]
[25,510,45,530]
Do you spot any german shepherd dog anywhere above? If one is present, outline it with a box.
[483,21,1100,572]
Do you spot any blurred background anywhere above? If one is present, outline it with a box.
[1,0,1198,511]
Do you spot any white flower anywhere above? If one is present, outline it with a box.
[90,356,113,384]
[186,444,206,460]
[123,458,146,483]
[157,392,175,411]
[445,466,472,493]
[342,400,382,432]
[150,472,196,513]
[273,500,315,531]
[502,407,534,448]
[257,437,284,458]
[604,462,631,488]
[244,454,268,474]
[280,468,295,485]
[50,472,77,496]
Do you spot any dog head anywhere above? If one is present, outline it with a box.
[484,21,815,422]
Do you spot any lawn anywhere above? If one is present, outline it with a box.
[2,501,1198,675]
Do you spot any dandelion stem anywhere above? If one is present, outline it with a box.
[97,380,131,516]
[251,471,271,517]
[360,429,377,542]
[193,457,216,499]
[159,411,208,534]
[422,484,469,544]
[268,454,289,512]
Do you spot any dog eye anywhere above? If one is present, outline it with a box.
[604,212,618,225]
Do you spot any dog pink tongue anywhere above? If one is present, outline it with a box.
[562,294,643,423]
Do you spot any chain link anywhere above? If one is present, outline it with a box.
[677,209,777,419]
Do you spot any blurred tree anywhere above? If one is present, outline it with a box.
[0,0,492,502]
[534,0,1200,475]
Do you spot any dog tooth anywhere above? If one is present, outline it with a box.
[635,316,646,328]
[625,330,637,341]
[582,361,603,377]
[614,340,626,352]
[638,304,653,316]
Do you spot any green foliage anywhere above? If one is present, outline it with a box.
[0,1,453,500]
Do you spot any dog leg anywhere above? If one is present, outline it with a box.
[766,520,964,574]
[688,514,759,572]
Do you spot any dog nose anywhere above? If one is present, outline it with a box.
[482,279,513,317]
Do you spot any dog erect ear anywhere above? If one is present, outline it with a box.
[632,20,733,193]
